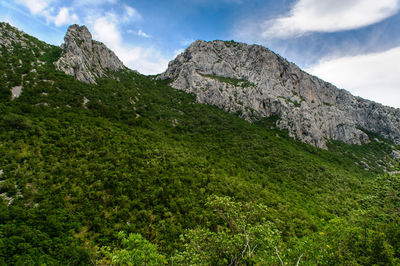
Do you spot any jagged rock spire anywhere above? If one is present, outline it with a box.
[55,24,124,84]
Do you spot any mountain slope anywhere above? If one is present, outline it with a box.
[159,40,400,149]
[0,22,400,265]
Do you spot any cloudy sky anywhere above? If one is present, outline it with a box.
[1,0,399,108]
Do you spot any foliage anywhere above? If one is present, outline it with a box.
[174,196,282,265]
[199,73,255,88]
[0,24,399,264]
[97,231,165,265]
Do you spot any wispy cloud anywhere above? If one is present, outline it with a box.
[14,0,50,14]
[89,14,170,74]
[71,0,117,7]
[128,29,151,38]
[53,7,79,26]
[92,17,121,45]
[238,0,400,40]
[123,5,142,22]
[14,0,79,26]
[307,47,400,108]
[11,0,172,74]
[180,39,195,47]
[137,29,151,38]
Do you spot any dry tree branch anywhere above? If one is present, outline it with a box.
[296,254,303,266]
[275,246,284,266]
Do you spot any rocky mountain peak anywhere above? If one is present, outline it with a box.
[63,24,93,50]
[159,40,400,149]
[55,24,124,84]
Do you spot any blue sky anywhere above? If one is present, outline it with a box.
[1,0,400,108]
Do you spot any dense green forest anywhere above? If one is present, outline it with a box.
[0,23,400,265]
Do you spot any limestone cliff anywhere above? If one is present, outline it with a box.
[55,24,125,84]
[159,40,400,149]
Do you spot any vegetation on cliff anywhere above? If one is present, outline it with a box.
[0,23,399,265]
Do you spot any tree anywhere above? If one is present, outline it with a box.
[97,231,165,265]
[174,195,283,265]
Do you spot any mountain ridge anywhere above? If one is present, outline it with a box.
[1,21,400,265]
[2,22,400,149]
[159,39,400,148]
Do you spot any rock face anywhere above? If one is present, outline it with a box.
[392,150,400,160]
[0,23,26,49]
[159,40,400,148]
[55,25,125,84]
[0,22,47,51]
[1,22,52,100]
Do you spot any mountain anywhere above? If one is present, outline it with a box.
[1,22,400,265]
[55,24,125,84]
[159,40,400,149]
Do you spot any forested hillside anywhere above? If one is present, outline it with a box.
[0,22,400,265]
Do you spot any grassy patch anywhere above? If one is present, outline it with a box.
[199,73,255,88]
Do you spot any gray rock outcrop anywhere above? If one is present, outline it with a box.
[1,23,27,49]
[1,22,51,100]
[55,24,125,84]
[392,150,400,159]
[159,40,400,149]
[0,22,49,51]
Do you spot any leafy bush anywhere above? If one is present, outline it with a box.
[175,196,283,265]
[0,24,399,265]
[97,231,165,265]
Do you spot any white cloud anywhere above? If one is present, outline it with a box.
[14,0,79,26]
[261,0,400,38]
[15,0,51,14]
[12,0,170,74]
[116,46,170,75]
[85,4,141,26]
[173,49,184,57]
[2,16,15,25]
[137,29,151,38]
[123,5,142,22]
[307,47,400,108]
[90,16,171,74]
[53,7,79,26]
[92,17,121,46]
[180,39,195,46]
[72,0,117,7]
[128,29,151,38]
[43,7,79,26]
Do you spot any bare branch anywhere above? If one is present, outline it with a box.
[275,247,284,266]
[250,244,257,256]
[296,254,304,266]
[246,235,251,257]
[228,255,237,266]
[241,233,250,258]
